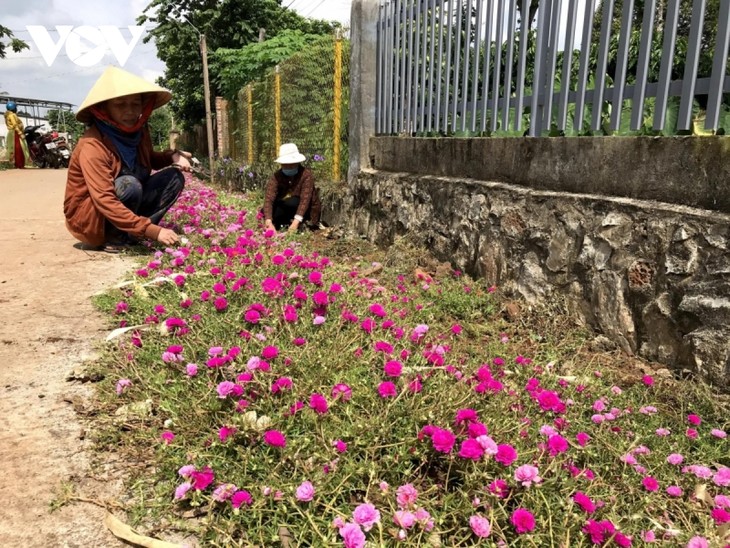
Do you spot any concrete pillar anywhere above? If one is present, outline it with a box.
[348,0,379,183]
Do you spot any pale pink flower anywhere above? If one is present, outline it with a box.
[296,481,315,502]
[339,522,366,548]
[667,453,684,465]
[115,378,132,395]
[352,503,380,531]
[469,515,492,538]
[713,467,730,487]
[174,482,192,500]
[393,510,416,528]
[396,484,418,508]
[711,428,727,439]
[514,464,542,487]
[666,485,683,497]
[686,536,709,548]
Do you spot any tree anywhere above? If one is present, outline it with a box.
[138,0,339,131]
[47,109,85,142]
[148,105,173,149]
[0,25,28,59]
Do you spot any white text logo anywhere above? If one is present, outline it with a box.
[26,25,145,67]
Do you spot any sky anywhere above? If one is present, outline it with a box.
[1,0,352,116]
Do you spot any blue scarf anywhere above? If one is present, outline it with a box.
[95,119,142,170]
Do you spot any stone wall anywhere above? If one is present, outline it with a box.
[325,169,730,390]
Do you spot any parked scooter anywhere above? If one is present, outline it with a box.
[24,125,68,168]
[51,131,71,167]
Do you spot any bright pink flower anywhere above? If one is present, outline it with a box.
[263,430,286,447]
[231,489,252,508]
[296,481,315,501]
[687,414,702,425]
[511,508,536,534]
[352,503,380,531]
[547,434,569,455]
[576,432,591,446]
[495,444,518,466]
[686,427,699,439]
[309,393,329,414]
[431,428,456,453]
[384,360,403,377]
[378,381,397,398]
[469,515,491,538]
[458,439,485,460]
[488,479,509,498]
[190,467,215,491]
[374,340,394,354]
[642,476,659,492]
[642,375,654,386]
[573,492,596,514]
[339,522,366,548]
[331,383,353,401]
[333,440,348,453]
[455,408,479,424]
[218,426,236,442]
[161,431,175,444]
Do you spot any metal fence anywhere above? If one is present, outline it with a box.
[375,0,730,136]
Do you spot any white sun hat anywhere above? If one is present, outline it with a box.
[76,66,172,123]
[275,143,306,164]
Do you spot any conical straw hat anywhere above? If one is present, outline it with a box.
[76,66,172,123]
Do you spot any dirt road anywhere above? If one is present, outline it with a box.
[0,167,133,546]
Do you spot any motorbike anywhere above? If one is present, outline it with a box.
[24,125,69,168]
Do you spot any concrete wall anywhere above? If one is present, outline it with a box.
[371,136,730,213]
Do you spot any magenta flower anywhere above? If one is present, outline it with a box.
[190,467,215,491]
[458,439,485,460]
[261,345,279,360]
[339,522,366,548]
[711,507,730,524]
[687,414,702,425]
[309,393,329,414]
[576,432,591,446]
[431,428,456,453]
[469,515,492,538]
[331,383,353,401]
[488,479,510,498]
[642,476,659,492]
[369,303,387,317]
[573,492,596,514]
[263,430,286,447]
[231,489,252,508]
[511,508,536,534]
[378,381,397,398]
[333,440,348,453]
[160,431,175,445]
[384,360,403,377]
[547,434,569,455]
[218,426,237,442]
[352,503,381,531]
[214,297,228,311]
[495,444,518,466]
[296,480,315,501]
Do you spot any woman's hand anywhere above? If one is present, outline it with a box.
[157,227,180,246]
[288,219,301,233]
[172,150,193,172]
[264,219,276,232]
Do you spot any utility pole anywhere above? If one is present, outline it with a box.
[200,34,215,181]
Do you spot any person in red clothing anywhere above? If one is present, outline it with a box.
[64,66,193,251]
[263,143,321,233]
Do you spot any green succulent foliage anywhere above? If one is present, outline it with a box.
[138,0,339,133]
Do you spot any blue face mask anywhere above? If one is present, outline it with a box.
[282,167,299,177]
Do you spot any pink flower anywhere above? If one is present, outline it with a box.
[263,430,286,447]
[511,508,536,534]
[339,522,366,548]
[212,483,237,502]
[469,515,492,538]
[396,484,418,508]
[331,383,353,401]
[666,485,683,497]
[309,393,329,414]
[161,431,175,445]
[687,414,702,425]
[384,360,403,377]
[231,489,252,508]
[711,428,727,438]
[458,439,485,460]
[642,476,659,492]
[686,536,709,548]
[713,467,730,487]
[185,363,198,376]
[393,510,416,528]
[495,444,518,466]
[333,440,348,453]
[715,494,730,508]
[686,428,699,439]
[296,481,315,502]
[378,381,397,398]
[576,432,591,446]
[174,482,192,500]
[488,479,509,498]
[641,530,656,543]
[115,378,132,395]
[547,434,569,455]
[642,375,654,386]
[573,492,596,514]
[514,464,542,487]
[190,467,215,491]
[667,453,684,465]
[431,428,456,453]
[352,503,381,531]
[712,507,730,524]
[218,426,237,442]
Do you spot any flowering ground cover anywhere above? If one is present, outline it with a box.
[90,177,730,547]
